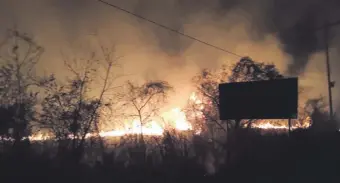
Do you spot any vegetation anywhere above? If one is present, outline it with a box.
[0,31,339,183]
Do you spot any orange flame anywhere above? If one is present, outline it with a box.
[28,104,195,141]
[26,92,312,141]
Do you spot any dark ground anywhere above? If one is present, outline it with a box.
[1,129,340,183]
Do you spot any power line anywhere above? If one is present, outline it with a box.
[315,19,340,31]
[96,0,244,58]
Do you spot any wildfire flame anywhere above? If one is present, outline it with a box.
[28,105,194,141]
[252,122,291,129]
[22,92,311,141]
[251,116,312,130]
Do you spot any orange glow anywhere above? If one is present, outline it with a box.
[28,103,195,141]
[251,116,312,130]
[22,92,312,141]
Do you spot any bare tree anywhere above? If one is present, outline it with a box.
[0,29,54,150]
[122,80,173,144]
[39,44,121,163]
[187,64,229,143]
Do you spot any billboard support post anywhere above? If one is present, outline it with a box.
[288,118,291,137]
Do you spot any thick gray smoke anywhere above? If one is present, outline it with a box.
[0,0,339,113]
[131,0,340,75]
[2,0,339,72]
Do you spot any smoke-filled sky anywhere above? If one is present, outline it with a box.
[0,0,340,114]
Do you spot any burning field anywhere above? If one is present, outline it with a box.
[0,31,314,147]
[26,92,312,142]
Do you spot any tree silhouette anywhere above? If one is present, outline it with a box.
[0,30,54,149]
[39,44,120,163]
[123,80,173,144]
[122,80,173,165]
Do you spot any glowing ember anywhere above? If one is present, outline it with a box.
[251,116,312,130]
[252,122,291,130]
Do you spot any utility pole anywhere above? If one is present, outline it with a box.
[314,20,340,120]
[323,22,335,120]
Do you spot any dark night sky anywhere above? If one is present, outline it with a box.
[0,0,339,115]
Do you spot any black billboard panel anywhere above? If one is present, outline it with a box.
[219,78,298,120]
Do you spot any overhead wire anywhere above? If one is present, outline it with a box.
[96,0,340,63]
[95,0,244,59]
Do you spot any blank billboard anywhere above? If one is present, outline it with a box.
[219,78,298,120]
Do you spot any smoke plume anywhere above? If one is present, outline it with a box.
[0,0,339,113]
